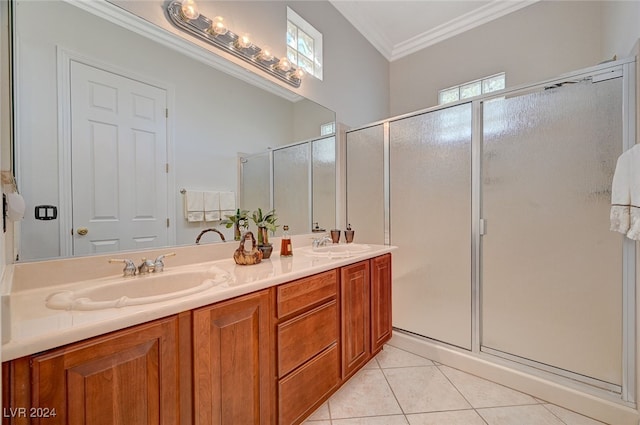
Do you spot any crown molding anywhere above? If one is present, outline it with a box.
[330,0,394,60]
[332,0,538,62]
[391,0,538,61]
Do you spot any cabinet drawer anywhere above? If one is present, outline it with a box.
[277,270,338,318]
[278,300,338,377]
[278,344,340,425]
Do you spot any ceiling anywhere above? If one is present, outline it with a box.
[330,0,538,61]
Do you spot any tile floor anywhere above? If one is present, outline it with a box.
[303,345,607,425]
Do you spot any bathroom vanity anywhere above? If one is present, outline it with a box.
[1,243,393,425]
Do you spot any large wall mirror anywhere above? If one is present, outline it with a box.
[11,0,336,262]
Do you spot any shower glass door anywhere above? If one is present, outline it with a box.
[346,124,386,244]
[240,152,270,213]
[390,104,472,350]
[481,78,624,387]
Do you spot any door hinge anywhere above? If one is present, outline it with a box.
[166,108,169,118]
[166,163,169,173]
[166,218,170,227]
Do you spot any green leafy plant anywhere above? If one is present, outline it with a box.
[221,209,250,241]
[251,208,279,245]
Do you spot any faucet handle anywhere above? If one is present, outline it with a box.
[153,252,176,272]
[109,258,137,277]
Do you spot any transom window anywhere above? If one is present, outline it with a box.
[439,73,506,105]
[287,7,323,80]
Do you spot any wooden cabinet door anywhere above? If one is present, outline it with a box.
[371,254,392,354]
[340,260,370,379]
[29,316,180,425]
[193,290,272,425]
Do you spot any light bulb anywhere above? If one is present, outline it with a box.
[258,46,274,62]
[276,57,291,72]
[210,16,227,36]
[235,33,252,49]
[180,0,199,20]
[291,68,304,80]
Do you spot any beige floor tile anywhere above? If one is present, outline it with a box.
[306,402,330,421]
[407,410,487,425]
[363,357,380,369]
[377,345,434,369]
[329,369,403,418]
[439,365,537,408]
[333,415,410,424]
[383,366,471,414]
[478,405,566,425]
[544,404,607,424]
[302,421,331,425]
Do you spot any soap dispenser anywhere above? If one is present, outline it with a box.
[280,225,293,256]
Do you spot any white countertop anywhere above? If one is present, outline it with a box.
[2,241,395,361]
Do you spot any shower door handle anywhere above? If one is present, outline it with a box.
[479,219,487,236]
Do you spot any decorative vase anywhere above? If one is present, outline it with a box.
[258,243,273,259]
[234,222,241,241]
[257,226,269,246]
[233,231,262,265]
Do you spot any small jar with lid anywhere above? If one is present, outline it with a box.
[280,225,293,256]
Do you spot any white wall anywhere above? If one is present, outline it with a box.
[389,1,604,116]
[601,1,640,59]
[14,0,314,259]
[112,0,390,129]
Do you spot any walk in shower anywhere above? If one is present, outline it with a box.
[346,58,636,403]
[240,134,336,235]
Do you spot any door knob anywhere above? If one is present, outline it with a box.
[77,227,89,236]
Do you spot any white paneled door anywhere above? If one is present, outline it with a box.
[70,61,168,255]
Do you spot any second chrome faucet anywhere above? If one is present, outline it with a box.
[109,252,176,276]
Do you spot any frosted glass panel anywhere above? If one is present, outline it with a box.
[274,144,310,235]
[241,153,270,214]
[390,104,472,349]
[346,125,385,244]
[481,79,623,385]
[312,136,336,231]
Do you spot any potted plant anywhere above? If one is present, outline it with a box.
[251,208,278,258]
[221,209,250,241]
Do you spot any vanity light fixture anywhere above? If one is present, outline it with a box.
[210,16,228,36]
[166,0,302,88]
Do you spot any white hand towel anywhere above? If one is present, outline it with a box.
[204,191,221,222]
[610,144,640,239]
[185,190,204,222]
[220,191,236,211]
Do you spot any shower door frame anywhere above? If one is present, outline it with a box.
[472,58,636,404]
[347,57,637,405]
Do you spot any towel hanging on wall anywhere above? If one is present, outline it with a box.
[610,144,640,240]
[184,190,204,222]
[204,191,221,222]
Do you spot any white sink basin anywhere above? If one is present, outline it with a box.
[300,243,371,258]
[46,265,231,311]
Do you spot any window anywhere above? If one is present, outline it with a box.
[439,72,505,105]
[320,122,335,136]
[287,7,323,80]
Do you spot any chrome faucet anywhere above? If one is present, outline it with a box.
[195,228,226,244]
[312,235,333,249]
[138,258,155,275]
[109,252,176,276]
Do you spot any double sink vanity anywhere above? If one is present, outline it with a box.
[1,237,394,424]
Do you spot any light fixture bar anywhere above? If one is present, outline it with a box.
[166,1,302,88]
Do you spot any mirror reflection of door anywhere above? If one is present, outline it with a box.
[70,61,169,255]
